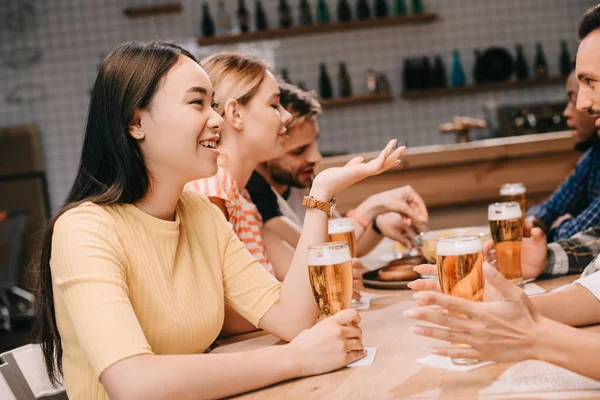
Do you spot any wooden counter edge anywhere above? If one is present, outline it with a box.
[317,131,574,172]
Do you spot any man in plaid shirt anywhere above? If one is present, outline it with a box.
[525,68,600,242]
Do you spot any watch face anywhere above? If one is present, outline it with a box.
[329,202,336,215]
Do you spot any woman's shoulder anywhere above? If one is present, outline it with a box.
[185,168,239,202]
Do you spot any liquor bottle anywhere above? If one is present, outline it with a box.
[432,55,447,88]
[356,0,371,20]
[201,3,216,37]
[255,0,268,31]
[374,0,390,18]
[411,0,423,14]
[514,44,529,80]
[338,62,353,97]
[299,0,313,25]
[319,63,334,99]
[237,0,250,33]
[403,59,414,90]
[279,0,293,28]
[395,0,407,15]
[337,0,352,22]
[559,40,572,76]
[473,48,483,84]
[377,73,390,93]
[421,56,431,88]
[534,42,548,78]
[216,1,231,35]
[316,0,330,24]
[450,49,466,86]
[281,68,291,83]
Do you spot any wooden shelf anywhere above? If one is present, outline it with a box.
[124,2,182,18]
[401,76,566,100]
[321,92,394,109]
[197,13,438,46]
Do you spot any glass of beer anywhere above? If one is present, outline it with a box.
[436,236,484,365]
[307,242,353,320]
[327,218,369,310]
[488,202,523,286]
[328,218,356,257]
[499,183,527,217]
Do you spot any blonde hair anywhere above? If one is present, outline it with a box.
[201,52,269,114]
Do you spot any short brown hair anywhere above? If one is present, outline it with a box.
[278,81,322,128]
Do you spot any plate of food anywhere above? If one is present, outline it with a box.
[362,256,425,290]
[415,226,491,264]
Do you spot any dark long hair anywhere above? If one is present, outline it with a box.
[32,41,196,385]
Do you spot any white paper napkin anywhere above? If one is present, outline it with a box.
[523,283,546,296]
[347,347,377,367]
[479,360,600,394]
[417,354,493,372]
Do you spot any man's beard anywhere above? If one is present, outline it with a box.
[574,131,600,152]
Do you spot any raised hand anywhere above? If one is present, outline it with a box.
[310,139,404,201]
[404,264,545,363]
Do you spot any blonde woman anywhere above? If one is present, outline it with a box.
[33,41,403,399]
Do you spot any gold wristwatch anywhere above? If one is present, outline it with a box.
[302,196,336,218]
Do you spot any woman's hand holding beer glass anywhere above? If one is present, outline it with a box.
[404,263,548,364]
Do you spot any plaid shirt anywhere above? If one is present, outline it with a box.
[544,226,600,276]
[545,227,600,300]
[527,147,600,242]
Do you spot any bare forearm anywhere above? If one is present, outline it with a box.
[103,346,297,400]
[353,195,384,221]
[534,317,600,381]
[263,188,331,340]
[532,285,600,326]
[356,227,382,257]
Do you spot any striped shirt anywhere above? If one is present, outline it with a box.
[186,168,274,276]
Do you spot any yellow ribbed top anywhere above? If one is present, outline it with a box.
[50,191,281,399]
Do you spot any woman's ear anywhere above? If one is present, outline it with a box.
[128,109,145,140]
[223,98,243,131]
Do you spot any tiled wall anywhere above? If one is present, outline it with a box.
[0,0,596,210]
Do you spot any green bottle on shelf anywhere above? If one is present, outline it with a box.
[356,0,371,20]
[319,63,334,99]
[338,62,353,97]
[337,0,352,22]
[278,0,293,28]
[395,0,408,15]
[316,0,330,24]
[255,0,268,31]
[411,0,424,14]
[299,0,313,26]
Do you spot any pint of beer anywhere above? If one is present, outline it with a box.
[436,236,484,365]
[328,218,357,257]
[308,242,353,319]
[499,183,527,217]
[488,202,523,286]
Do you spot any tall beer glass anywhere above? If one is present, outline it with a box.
[308,242,353,320]
[488,202,523,286]
[328,218,356,258]
[436,236,484,365]
[328,218,369,310]
[499,183,527,217]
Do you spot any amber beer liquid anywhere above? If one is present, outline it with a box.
[436,236,484,366]
[499,183,526,218]
[327,218,357,257]
[307,242,353,320]
[488,202,523,286]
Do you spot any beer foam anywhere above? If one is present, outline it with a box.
[328,218,354,234]
[436,236,482,256]
[488,202,522,221]
[308,243,351,266]
[500,183,526,196]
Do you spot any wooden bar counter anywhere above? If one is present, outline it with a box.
[317,131,580,229]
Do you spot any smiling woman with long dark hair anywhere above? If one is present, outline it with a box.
[30,40,403,399]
